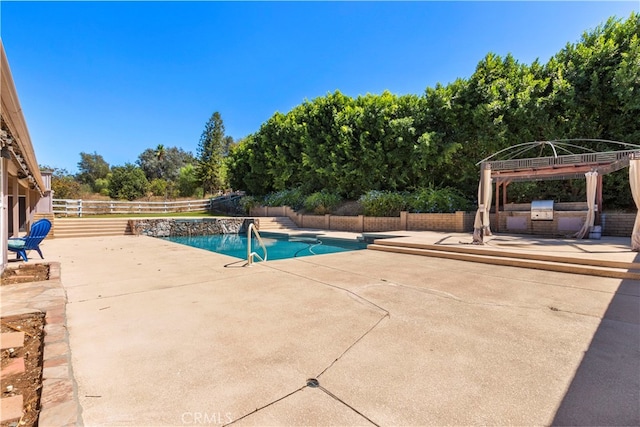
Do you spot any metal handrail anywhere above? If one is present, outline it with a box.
[246,223,267,265]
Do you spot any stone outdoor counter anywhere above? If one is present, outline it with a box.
[128,218,256,237]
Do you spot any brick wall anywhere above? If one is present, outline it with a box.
[407,212,470,232]
[330,215,362,232]
[299,215,325,229]
[250,206,287,217]
[495,211,589,236]
[504,202,588,212]
[250,205,637,236]
[495,211,637,237]
[601,212,636,237]
[363,217,401,232]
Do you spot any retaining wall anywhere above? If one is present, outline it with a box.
[129,218,255,237]
[250,205,636,236]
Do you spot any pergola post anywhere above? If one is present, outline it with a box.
[472,163,493,244]
[630,153,640,251]
[495,181,500,233]
[596,173,603,225]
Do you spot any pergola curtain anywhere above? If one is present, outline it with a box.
[575,171,598,239]
[472,166,492,244]
[630,156,640,251]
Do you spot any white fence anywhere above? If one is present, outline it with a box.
[52,198,212,217]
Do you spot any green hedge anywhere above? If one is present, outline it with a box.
[304,191,342,214]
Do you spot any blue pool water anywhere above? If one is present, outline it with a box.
[162,232,366,261]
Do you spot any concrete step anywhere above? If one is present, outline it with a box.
[370,239,640,271]
[368,242,640,280]
[55,231,134,238]
[54,218,132,238]
[257,217,298,230]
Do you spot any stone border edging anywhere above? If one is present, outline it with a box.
[0,262,82,426]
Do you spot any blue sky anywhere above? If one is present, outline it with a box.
[1,1,638,174]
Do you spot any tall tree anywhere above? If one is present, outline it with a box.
[48,167,82,199]
[196,112,226,195]
[108,163,149,201]
[155,144,166,178]
[225,13,639,210]
[137,146,195,182]
[76,152,110,191]
[223,136,234,157]
[177,164,201,197]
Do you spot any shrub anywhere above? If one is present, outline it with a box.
[333,200,364,216]
[359,190,408,217]
[108,164,149,201]
[263,188,305,210]
[407,187,473,213]
[51,174,81,199]
[304,192,341,214]
[177,164,200,198]
[93,177,110,195]
[149,179,167,197]
[240,195,260,214]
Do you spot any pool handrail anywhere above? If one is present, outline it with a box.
[247,223,267,265]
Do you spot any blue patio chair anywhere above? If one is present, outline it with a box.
[8,218,52,261]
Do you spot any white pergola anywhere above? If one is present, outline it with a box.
[472,140,640,250]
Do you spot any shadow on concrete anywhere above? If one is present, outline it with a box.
[552,254,640,426]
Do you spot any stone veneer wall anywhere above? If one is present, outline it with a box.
[129,218,255,237]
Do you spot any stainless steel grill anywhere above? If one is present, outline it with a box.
[531,200,554,221]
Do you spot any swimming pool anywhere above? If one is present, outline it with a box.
[162,232,367,261]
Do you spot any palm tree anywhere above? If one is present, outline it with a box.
[155,144,166,178]
[155,144,167,200]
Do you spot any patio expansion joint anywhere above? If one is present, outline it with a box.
[222,385,306,426]
[220,262,390,427]
[316,383,381,427]
[315,314,389,378]
[260,260,396,377]
[222,381,381,427]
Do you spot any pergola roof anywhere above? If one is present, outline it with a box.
[477,140,640,183]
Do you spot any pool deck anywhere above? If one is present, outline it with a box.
[2,230,639,425]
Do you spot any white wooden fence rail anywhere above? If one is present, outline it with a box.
[52,198,212,216]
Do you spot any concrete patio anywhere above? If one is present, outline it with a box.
[6,232,640,425]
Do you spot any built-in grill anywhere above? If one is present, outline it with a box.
[531,200,554,221]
